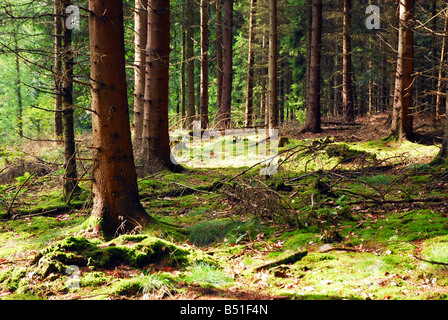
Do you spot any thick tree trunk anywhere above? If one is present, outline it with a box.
[200,0,209,129]
[62,0,78,202]
[185,0,195,129]
[304,0,322,133]
[142,0,182,173]
[54,0,63,139]
[132,0,148,152]
[342,0,354,123]
[391,0,414,141]
[245,0,256,127]
[268,0,278,130]
[218,0,233,128]
[89,0,153,237]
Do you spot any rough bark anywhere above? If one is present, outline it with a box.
[62,0,78,202]
[391,0,414,141]
[142,0,183,173]
[54,0,63,138]
[342,0,354,123]
[304,0,322,133]
[218,0,233,128]
[435,9,448,125]
[132,0,148,152]
[89,0,153,237]
[200,0,209,129]
[244,0,257,127]
[268,0,278,130]
[216,0,223,125]
[185,0,195,129]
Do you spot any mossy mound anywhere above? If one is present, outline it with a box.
[325,143,376,163]
[31,235,198,278]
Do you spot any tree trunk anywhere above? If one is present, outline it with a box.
[62,0,78,202]
[181,18,186,124]
[304,0,322,133]
[244,0,257,127]
[185,0,195,129]
[132,0,148,152]
[342,0,354,123]
[54,0,63,139]
[10,11,23,138]
[268,0,278,130]
[216,0,223,126]
[305,0,312,119]
[260,33,267,126]
[391,0,414,141]
[200,0,209,129]
[435,8,448,125]
[89,0,153,237]
[142,0,183,173]
[218,0,233,128]
[432,82,448,163]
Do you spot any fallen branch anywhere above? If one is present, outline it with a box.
[254,250,308,271]
[327,196,445,207]
[413,255,448,266]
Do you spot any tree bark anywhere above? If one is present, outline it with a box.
[185,0,195,129]
[142,0,183,173]
[268,0,278,130]
[62,0,78,202]
[54,0,63,139]
[89,0,153,237]
[200,0,209,129]
[245,0,257,127]
[304,0,322,133]
[435,8,448,125]
[132,0,148,152]
[216,0,223,126]
[342,0,354,123]
[218,0,233,128]
[391,0,414,141]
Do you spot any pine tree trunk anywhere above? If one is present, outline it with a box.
[219,0,233,128]
[132,0,148,152]
[62,1,78,202]
[89,0,153,237]
[181,20,186,124]
[54,0,63,139]
[435,9,448,125]
[342,0,354,123]
[304,0,322,133]
[185,0,195,129]
[142,0,182,173]
[200,0,209,129]
[391,0,414,141]
[216,0,223,126]
[245,0,257,127]
[268,0,278,130]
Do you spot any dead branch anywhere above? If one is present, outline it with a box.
[254,250,308,271]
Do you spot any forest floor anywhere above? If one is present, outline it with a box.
[2,113,448,300]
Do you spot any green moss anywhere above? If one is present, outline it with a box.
[0,267,28,292]
[0,293,44,300]
[30,234,200,282]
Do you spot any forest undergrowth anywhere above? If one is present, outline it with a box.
[1,114,448,300]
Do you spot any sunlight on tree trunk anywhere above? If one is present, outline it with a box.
[391,0,414,141]
[89,0,153,237]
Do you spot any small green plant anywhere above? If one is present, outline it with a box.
[185,262,233,287]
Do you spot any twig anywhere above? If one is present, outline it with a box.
[413,255,448,266]
[6,172,36,217]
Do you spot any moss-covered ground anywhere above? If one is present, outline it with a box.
[1,115,448,300]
